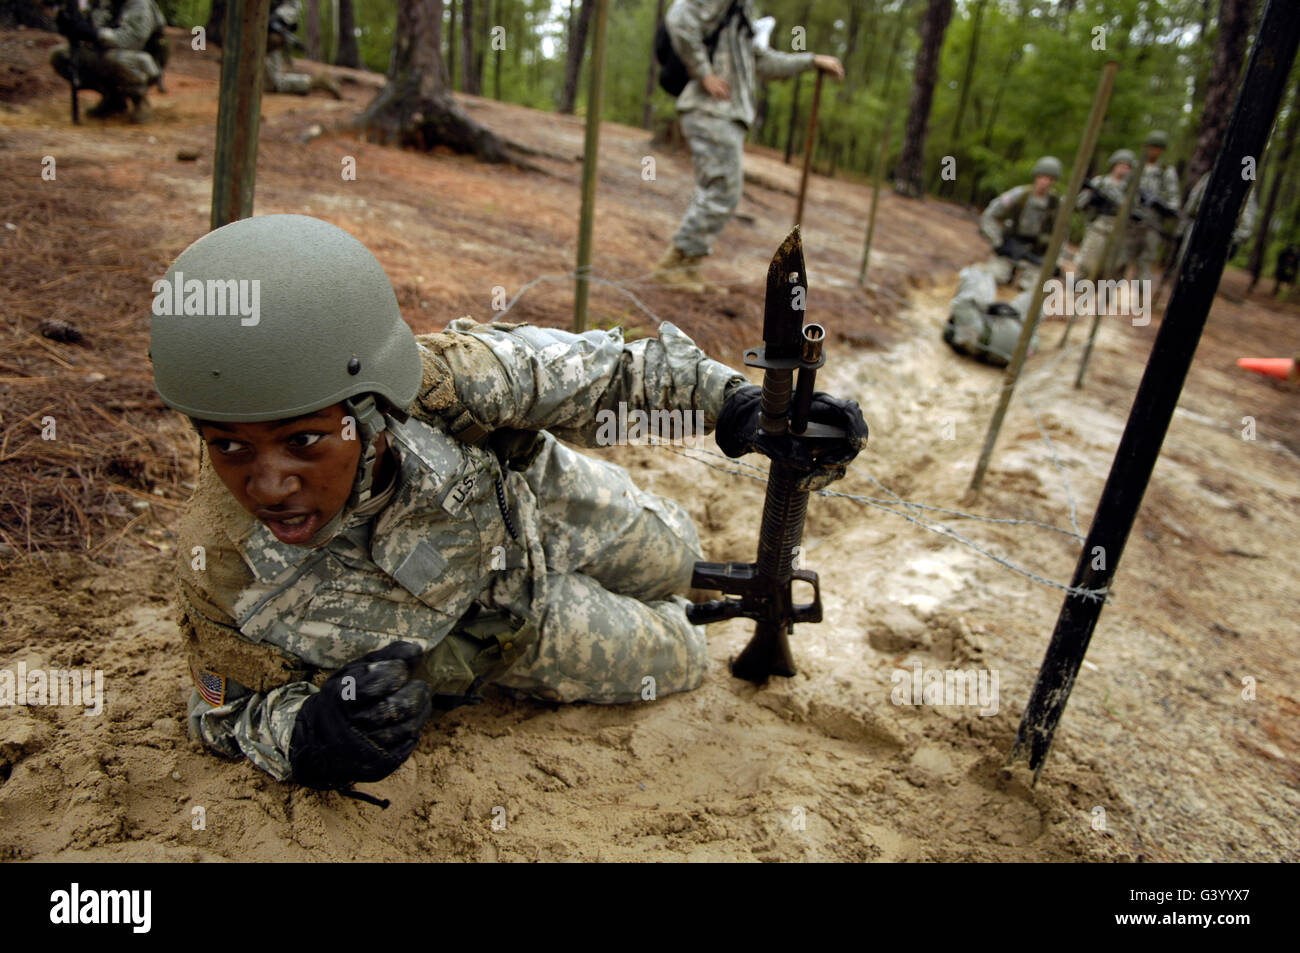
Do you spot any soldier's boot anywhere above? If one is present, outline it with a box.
[311,73,344,100]
[128,93,153,124]
[87,93,130,118]
[650,244,726,294]
[650,243,706,293]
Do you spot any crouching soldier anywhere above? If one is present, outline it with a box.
[49,0,168,122]
[150,215,867,796]
[978,156,1063,288]
[264,1,342,98]
[1073,149,1135,279]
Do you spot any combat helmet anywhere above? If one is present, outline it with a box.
[150,214,423,536]
[1032,156,1063,180]
[1107,148,1137,170]
[1145,130,1169,149]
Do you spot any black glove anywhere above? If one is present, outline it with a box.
[715,383,869,491]
[289,641,434,791]
[57,10,100,45]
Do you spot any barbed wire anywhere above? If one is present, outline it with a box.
[492,266,1106,603]
[663,445,1106,603]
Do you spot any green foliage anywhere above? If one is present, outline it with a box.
[160,0,1300,249]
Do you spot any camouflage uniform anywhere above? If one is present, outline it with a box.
[49,0,165,104]
[1129,161,1181,283]
[666,0,815,257]
[264,1,312,95]
[1074,174,1130,278]
[178,319,746,781]
[979,185,1059,286]
[1174,172,1258,272]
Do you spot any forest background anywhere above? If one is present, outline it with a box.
[7,0,1297,273]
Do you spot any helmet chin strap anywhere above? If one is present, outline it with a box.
[300,394,390,549]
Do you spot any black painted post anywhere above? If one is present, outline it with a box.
[1009,0,1300,781]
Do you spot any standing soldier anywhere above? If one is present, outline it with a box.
[1128,130,1182,283]
[1171,171,1258,276]
[978,156,1063,287]
[650,0,844,293]
[1073,149,1135,279]
[48,0,168,123]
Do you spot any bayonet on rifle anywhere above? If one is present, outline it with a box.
[687,227,840,684]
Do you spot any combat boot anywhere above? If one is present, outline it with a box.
[129,94,153,124]
[650,243,715,293]
[87,93,129,118]
[310,73,344,100]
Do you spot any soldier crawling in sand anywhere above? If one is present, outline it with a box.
[150,214,867,797]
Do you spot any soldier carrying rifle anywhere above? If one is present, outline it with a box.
[978,156,1064,288]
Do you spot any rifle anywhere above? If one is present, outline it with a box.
[686,227,841,683]
[52,0,86,124]
[269,14,305,51]
[1136,188,1180,221]
[995,236,1044,266]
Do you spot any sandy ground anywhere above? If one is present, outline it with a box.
[1,28,1297,862]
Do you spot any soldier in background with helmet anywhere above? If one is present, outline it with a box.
[1074,148,1135,279]
[48,0,168,122]
[150,214,868,795]
[264,1,342,98]
[1128,130,1182,283]
[978,156,1063,288]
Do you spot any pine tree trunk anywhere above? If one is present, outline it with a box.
[1187,0,1257,186]
[305,0,322,61]
[879,2,912,102]
[206,0,227,48]
[1249,78,1300,290]
[783,72,803,164]
[336,0,359,68]
[447,0,458,89]
[837,1,864,103]
[559,0,595,115]
[949,0,985,143]
[493,0,503,99]
[356,0,512,162]
[642,0,667,129]
[782,0,813,164]
[895,0,954,198]
[460,0,478,94]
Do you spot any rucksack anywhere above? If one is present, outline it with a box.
[655,0,750,96]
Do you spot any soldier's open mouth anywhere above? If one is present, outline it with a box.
[265,512,319,544]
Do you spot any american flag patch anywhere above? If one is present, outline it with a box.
[194,667,226,706]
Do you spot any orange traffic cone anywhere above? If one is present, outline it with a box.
[1236,358,1297,380]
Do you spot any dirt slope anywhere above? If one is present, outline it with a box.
[1,27,1297,862]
